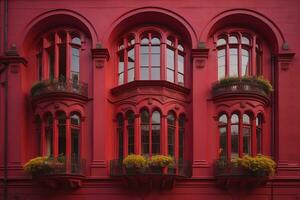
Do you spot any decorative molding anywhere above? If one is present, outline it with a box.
[277,52,295,71]
[191,48,209,68]
[91,48,110,68]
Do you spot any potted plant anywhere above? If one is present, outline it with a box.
[149,155,175,173]
[23,156,66,177]
[236,155,276,176]
[123,154,148,175]
[23,156,54,177]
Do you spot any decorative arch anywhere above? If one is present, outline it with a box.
[201,9,285,53]
[104,7,197,48]
[22,9,98,55]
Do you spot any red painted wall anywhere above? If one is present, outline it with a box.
[0,0,300,199]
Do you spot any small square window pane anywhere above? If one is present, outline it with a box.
[140,54,149,66]
[151,46,160,53]
[141,68,149,80]
[167,69,174,82]
[151,67,160,80]
[178,73,184,86]
[151,54,160,66]
[140,46,149,54]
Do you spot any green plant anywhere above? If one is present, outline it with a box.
[149,155,174,168]
[123,154,148,169]
[217,76,273,93]
[30,81,47,96]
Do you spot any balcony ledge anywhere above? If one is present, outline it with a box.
[212,80,271,105]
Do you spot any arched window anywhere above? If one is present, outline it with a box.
[243,114,252,155]
[44,113,53,156]
[35,116,42,155]
[216,31,262,80]
[218,114,227,159]
[117,28,186,86]
[231,114,239,159]
[167,111,176,156]
[151,111,161,155]
[58,112,66,156]
[36,29,83,82]
[256,113,263,154]
[141,109,150,155]
[179,115,185,162]
[117,114,124,159]
[71,36,81,82]
[127,111,135,154]
[70,113,81,163]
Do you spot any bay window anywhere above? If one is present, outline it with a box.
[216,31,262,80]
[36,29,83,82]
[218,112,264,160]
[117,28,186,86]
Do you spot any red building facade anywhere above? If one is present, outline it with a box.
[0,0,299,199]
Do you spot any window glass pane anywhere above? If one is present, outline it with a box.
[118,73,124,85]
[167,69,174,83]
[151,54,160,66]
[71,47,79,80]
[178,74,184,86]
[218,49,226,80]
[127,112,135,154]
[45,114,53,156]
[229,36,238,44]
[242,49,249,76]
[229,48,238,77]
[141,110,150,155]
[217,38,226,46]
[128,48,135,82]
[219,127,227,158]
[167,112,175,156]
[219,114,227,125]
[243,114,250,124]
[128,37,135,46]
[178,55,184,74]
[243,126,251,155]
[242,36,250,45]
[71,114,80,125]
[231,114,239,159]
[167,37,174,46]
[72,37,81,45]
[141,68,149,80]
[151,37,160,45]
[141,38,149,44]
[152,111,161,154]
[167,48,174,69]
[151,67,160,80]
[178,44,184,51]
[179,116,185,162]
[256,114,263,154]
[117,114,124,159]
[71,129,80,170]
[140,46,149,54]
[48,48,55,79]
[140,54,149,66]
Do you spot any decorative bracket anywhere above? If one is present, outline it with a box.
[91,48,110,68]
[191,48,209,69]
[277,52,295,71]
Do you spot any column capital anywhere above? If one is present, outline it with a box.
[191,48,209,69]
